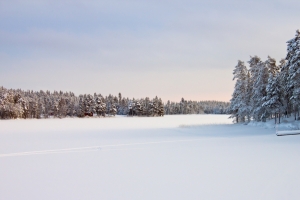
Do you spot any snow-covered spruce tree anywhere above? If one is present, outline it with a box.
[52,99,59,118]
[286,30,300,119]
[118,97,128,115]
[18,95,28,119]
[78,94,95,117]
[147,101,157,116]
[105,94,118,116]
[36,98,43,119]
[253,60,269,122]
[0,87,7,118]
[278,59,291,117]
[58,98,67,118]
[157,99,165,116]
[95,95,106,117]
[0,91,26,119]
[230,60,248,123]
[118,93,122,105]
[165,100,170,115]
[77,95,85,117]
[109,104,117,116]
[132,101,143,116]
[105,94,112,115]
[248,56,262,121]
[180,98,184,114]
[10,93,23,119]
[67,93,77,117]
[143,97,150,115]
[262,73,284,123]
[243,71,252,122]
[28,100,38,119]
[262,57,284,123]
[43,96,50,118]
[266,56,279,76]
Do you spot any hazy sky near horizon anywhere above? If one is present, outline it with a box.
[0,0,299,101]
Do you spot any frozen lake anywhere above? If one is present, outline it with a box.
[1,115,300,200]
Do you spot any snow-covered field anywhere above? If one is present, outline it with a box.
[1,115,300,200]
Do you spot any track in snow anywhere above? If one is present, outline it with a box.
[0,139,201,158]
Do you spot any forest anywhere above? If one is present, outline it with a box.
[230,30,300,124]
[165,99,229,115]
[0,86,229,119]
[0,88,164,119]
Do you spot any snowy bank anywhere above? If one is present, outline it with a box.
[248,116,300,132]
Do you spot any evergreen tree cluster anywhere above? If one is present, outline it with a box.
[0,87,164,119]
[164,98,230,115]
[230,30,300,123]
[128,97,165,116]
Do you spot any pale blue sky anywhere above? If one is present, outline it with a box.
[0,0,299,101]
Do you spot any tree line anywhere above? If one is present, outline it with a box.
[0,87,165,119]
[0,86,229,119]
[230,30,300,124]
[165,98,229,115]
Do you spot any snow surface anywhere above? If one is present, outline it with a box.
[1,115,300,200]
[248,116,300,131]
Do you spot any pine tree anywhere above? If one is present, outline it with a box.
[262,56,283,123]
[266,56,279,76]
[248,56,261,121]
[286,30,300,118]
[262,72,284,123]
[158,100,164,116]
[110,104,117,116]
[230,60,248,122]
[95,96,106,117]
[278,59,290,116]
[253,60,269,121]
[244,71,252,122]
